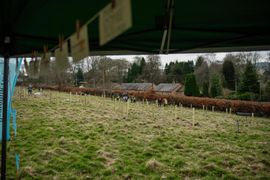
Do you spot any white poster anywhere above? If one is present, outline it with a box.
[41,52,50,64]
[55,41,69,70]
[40,52,50,74]
[70,25,90,62]
[99,0,132,46]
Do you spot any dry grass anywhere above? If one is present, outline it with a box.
[3,89,270,179]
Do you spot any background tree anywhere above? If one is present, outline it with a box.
[202,82,209,97]
[222,59,235,90]
[209,62,222,78]
[142,55,162,84]
[237,52,261,65]
[184,73,200,96]
[165,61,194,83]
[126,62,141,82]
[239,61,260,94]
[109,59,129,83]
[75,67,84,86]
[194,61,209,88]
[264,81,270,101]
[210,74,222,97]
[195,56,204,69]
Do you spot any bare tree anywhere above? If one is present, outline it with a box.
[194,61,209,87]
[203,53,216,63]
[236,52,261,64]
[143,55,162,84]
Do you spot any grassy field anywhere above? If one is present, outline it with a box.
[4,90,270,179]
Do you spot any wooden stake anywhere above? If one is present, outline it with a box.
[252,113,254,125]
[174,105,177,119]
[236,119,240,133]
[49,91,52,102]
[203,105,205,112]
[19,86,22,100]
[114,98,116,112]
[212,106,214,112]
[180,104,183,114]
[192,108,195,126]
[126,100,130,117]
[123,101,126,118]
[69,92,71,104]
[226,108,228,114]
[229,108,232,115]
[23,88,26,98]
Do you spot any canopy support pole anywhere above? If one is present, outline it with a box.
[159,30,168,53]
[1,36,10,180]
[166,0,174,54]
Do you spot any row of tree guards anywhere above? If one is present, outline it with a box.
[15,88,255,132]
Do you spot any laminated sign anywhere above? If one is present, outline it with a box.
[55,41,69,70]
[40,52,51,75]
[70,26,89,62]
[99,0,132,46]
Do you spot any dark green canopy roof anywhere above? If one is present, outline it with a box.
[1,0,270,56]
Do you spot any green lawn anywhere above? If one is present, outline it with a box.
[5,90,270,179]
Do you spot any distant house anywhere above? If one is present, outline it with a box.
[155,83,184,95]
[114,83,154,93]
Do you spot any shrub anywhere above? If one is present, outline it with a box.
[210,74,223,98]
[239,61,259,94]
[184,74,200,97]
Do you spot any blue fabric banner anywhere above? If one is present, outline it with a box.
[0,58,22,141]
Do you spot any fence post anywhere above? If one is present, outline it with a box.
[229,108,232,115]
[212,106,214,112]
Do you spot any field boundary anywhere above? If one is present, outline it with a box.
[30,85,270,116]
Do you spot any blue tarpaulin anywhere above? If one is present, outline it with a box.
[0,58,22,141]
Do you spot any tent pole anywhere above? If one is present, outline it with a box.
[1,56,9,180]
[1,38,9,180]
[166,0,174,54]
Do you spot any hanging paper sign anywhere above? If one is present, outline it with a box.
[70,25,89,62]
[55,41,69,70]
[41,52,50,64]
[40,52,51,75]
[99,0,132,46]
[23,58,29,76]
[33,58,40,78]
[29,59,35,78]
